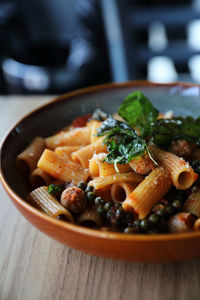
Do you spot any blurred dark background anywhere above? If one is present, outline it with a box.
[1,0,200,95]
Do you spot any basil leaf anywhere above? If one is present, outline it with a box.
[97,116,146,165]
[151,117,200,147]
[118,91,159,138]
[48,184,65,197]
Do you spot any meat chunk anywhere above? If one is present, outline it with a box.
[169,140,191,158]
[61,187,86,213]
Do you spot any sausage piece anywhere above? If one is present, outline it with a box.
[61,187,86,213]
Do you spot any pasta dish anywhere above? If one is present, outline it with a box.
[16,91,200,234]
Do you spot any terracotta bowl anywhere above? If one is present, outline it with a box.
[1,81,200,262]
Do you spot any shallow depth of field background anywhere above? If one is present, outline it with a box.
[1,0,200,95]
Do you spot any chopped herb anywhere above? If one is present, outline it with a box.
[151,117,200,147]
[48,184,64,197]
[97,116,147,168]
[97,91,200,168]
[118,91,159,138]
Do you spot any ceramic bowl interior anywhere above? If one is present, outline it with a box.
[1,81,200,262]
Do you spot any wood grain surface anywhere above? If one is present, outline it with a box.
[1,96,200,300]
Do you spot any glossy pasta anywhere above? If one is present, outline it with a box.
[45,127,91,149]
[16,137,46,175]
[71,138,107,168]
[122,167,172,219]
[89,172,143,190]
[30,167,53,189]
[38,149,89,184]
[151,145,198,190]
[16,90,200,234]
[27,186,74,222]
[89,153,131,178]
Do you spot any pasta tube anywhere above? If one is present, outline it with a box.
[16,137,46,175]
[111,182,137,203]
[89,153,106,178]
[45,127,91,149]
[76,208,102,227]
[151,145,198,190]
[89,153,131,178]
[27,186,74,222]
[89,120,102,143]
[129,153,156,175]
[89,172,143,190]
[55,146,81,159]
[30,167,53,189]
[123,167,171,219]
[37,149,89,184]
[183,187,200,217]
[71,138,107,168]
[95,186,112,202]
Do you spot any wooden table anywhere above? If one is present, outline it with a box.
[0,96,200,300]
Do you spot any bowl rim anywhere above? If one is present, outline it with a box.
[1,80,200,243]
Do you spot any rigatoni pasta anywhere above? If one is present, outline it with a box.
[89,153,131,178]
[16,137,46,175]
[45,127,91,149]
[71,138,107,168]
[151,145,198,190]
[30,168,53,189]
[38,149,89,184]
[77,208,102,227]
[16,90,200,234]
[122,167,172,219]
[111,182,138,203]
[55,146,81,159]
[89,172,143,190]
[27,186,74,222]
[89,120,102,143]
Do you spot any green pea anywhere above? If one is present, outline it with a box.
[106,210,113,220]
[156,209,166,217]
[149,214,159,224]
[87,191,96,201]
[104,202,112,211]
[124,227,136,234]
[133,220,141,228]
[94,196,104,206]
[85,185,94,193]
[77,181,87,191]
[165,205,174,215]
[116,208,125,219]
[172,200,182,211]
[140,220,149,231]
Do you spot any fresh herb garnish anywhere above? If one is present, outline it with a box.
[97,116,147,169]
[48,184,64,197]
[118,91,159,138]
[151,117,200,147]
[97,90,200,166]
